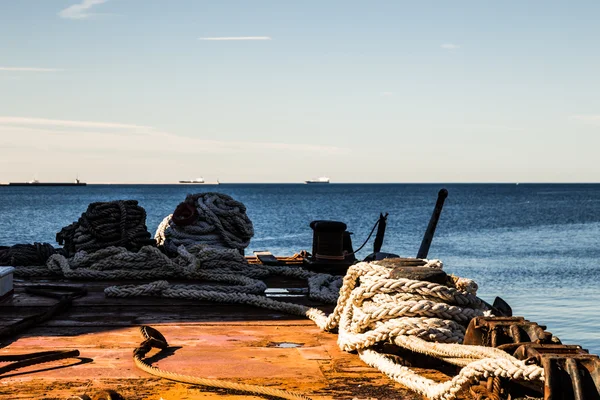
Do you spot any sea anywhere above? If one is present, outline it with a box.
[0,183,598,354]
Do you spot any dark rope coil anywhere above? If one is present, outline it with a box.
[56,200,155,256]
[0,243,66,266]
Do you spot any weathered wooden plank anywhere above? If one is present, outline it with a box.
[0,306,312,328]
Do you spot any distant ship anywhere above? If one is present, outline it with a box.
[305,177,330,184]
[8,178,87,187]
[178,177,220,185]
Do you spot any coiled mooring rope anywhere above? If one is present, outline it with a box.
[0,243,66,266]
[308,262,544,400]
[155,193,254,254]
[56,200,155,256]
[12,244,343,306]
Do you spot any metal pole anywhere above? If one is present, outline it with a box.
[417,188,448,259]
[373,213,388,253]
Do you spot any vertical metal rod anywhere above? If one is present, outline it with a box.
[417,188,448,259]
[373,213,388,253]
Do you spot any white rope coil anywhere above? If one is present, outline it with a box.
[304,262,544,399]
[155,193,254,253]
[359,348,543,400]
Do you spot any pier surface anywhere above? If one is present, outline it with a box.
[0,278,452,400]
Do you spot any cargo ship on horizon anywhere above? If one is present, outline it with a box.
[178,177,219,185]
[7,179,86,187]
[305,176,330,184]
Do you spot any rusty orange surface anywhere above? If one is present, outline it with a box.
[1,321,432,400]
[0,279,463,400]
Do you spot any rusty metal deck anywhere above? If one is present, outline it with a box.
[0,278,453,400]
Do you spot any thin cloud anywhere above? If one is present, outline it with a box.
[380,92,394,96]
[0,116,150,130]
[0,67,63,72]
[441,43,460,50]
[451,123,524,132]
[199,36,272,41]
[570,115,600,125]
[0,117,348,155]
[58,0,109,19]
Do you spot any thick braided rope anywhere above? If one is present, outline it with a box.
[43,246,183,280]
[133,355,311,400]
[155,193,254,253]
[353,277,486,308]
[89,245,342,304]
[354,299,484,326]
[0,243,66,267]
[135,327,311,400]
[339,316,466,350]
[359,348,543,400]
[13,244,341,305]
[56,200,154,256]
[392,336,515,361]
[313,262,488,332]
[303,262,544,400]
[105,280,311,317]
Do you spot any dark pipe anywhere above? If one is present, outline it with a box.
[417,189,448,259]
[373,213,388,253]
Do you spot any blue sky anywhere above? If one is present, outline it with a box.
[1,0,599,183]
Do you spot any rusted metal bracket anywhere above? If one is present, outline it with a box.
[464,316,600,400]
[464,316,555,348]
[514,344,600,400]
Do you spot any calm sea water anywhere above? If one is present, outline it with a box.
[0,184,598,354]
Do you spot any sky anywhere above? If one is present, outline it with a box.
[1,0,599,183]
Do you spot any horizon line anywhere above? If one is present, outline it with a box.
[2,181,599,186]
[198,36,272,41]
